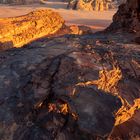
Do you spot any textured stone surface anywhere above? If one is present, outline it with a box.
[67,0,125,11]
[0,9,65,49]
[106,0,140,35]
[0,4,140,139]
[0,31,140,139]
[68,0,110,11]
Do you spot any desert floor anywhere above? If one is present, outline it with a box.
[0,2,117,32]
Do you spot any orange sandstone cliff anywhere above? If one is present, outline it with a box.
[0,9,65,49]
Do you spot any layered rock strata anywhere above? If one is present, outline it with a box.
[0,9,65,49]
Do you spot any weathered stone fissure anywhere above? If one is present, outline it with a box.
[0,36,124,139]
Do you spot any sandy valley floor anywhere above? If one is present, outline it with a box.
[0,2,117,32]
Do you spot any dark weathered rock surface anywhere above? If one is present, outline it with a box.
[0,31,140,139]
[67,0,110,11]
[0,0,39,4]
[106,0,140,35]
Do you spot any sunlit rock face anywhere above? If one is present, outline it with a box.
[68,0,110,11]
[77,0,110,11]
[0,9,65,49]
[67,0,126,11]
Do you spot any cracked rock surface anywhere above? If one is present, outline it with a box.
[0,9,65,49]
[0,31,140,139]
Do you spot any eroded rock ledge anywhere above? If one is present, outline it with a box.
[0,9,65,49]
[0,9,94,50]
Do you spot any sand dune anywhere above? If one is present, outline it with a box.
[0,3,117,32]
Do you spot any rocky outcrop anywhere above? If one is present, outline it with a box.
[68,0,110,11]
[0,6,140,140]
[0,9,94,50]
[106,0,140,35]
[0,29,140,139]
[0,9,65,49]
[108,0,127,8]
[69,25,93,35]
[67,0,126,11]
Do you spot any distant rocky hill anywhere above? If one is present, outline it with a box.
[67,0,127,11]
[0,0,39,4]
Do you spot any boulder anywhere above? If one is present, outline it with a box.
[0,9,65,49]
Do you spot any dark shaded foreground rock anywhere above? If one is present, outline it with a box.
[72,87,121,136]
[106,0,140,35]
[0,32,140,139]
[111,110,140,139]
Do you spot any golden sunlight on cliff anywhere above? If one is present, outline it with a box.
[0,9,65,48]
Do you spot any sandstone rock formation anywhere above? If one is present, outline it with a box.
[106,0,140,35]
[69,25,93,34]
[0,9,93,50]
[67,0,121,11]
[0,5,140,140]
[68,0,107,11]
[0,9,65,49]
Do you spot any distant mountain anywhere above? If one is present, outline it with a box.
[0,0,39,4]
[67,0,127,11]
[0,0,127,10]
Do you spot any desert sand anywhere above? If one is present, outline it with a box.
[0,2,116,32]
